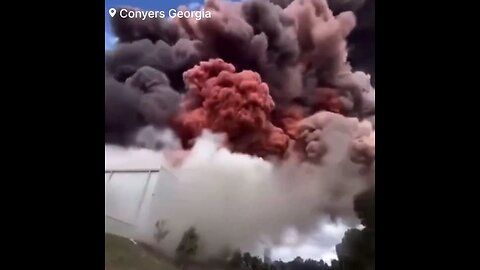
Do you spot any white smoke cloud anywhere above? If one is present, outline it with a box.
[270,222,362,263]
[105,128,181,170]
[105,144,166,170]
[128,125,371,260]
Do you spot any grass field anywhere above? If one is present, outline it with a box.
[105,233,179,270]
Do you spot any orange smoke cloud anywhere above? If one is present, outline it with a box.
[271,105,306,140]
[174,58,291,158]
[315,88,344,114]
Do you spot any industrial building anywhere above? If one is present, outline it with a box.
[105,166,178,240]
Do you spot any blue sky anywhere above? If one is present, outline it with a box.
[105,0,205,50]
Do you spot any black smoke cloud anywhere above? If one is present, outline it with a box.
[271,0,375,85]
[127,67,181,128]
[105,76,142,145]
[105,0,375,147]
[105,38,205,89]
[185,0,302,104]
[343,0,375,85]
[110,6,182,45]
[105,37,205,145]
[105,66,182,145]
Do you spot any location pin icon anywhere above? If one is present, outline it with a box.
[109,8,116,17]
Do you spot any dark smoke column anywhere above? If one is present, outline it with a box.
[105,0,375,148]
[270,0,375,85]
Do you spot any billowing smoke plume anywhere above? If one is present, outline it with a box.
[271,0,375,85]
[105,0,375,261]
[174,58,290,157]
[105,0,375,146]
[110,6,183,45]
[134,126,371,258]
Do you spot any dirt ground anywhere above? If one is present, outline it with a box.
[105,233,179,270]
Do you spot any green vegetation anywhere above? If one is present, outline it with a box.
[105,234,179,270]
[175,226,200,268]
[227,188,375,270]
[105,188,374,270]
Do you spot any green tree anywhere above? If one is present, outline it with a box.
[335,188,375,270]
[250,256,262,269]
[243,252,252,268]
[175,226,200,268]
[330,259,340,270]
[229,250,244,269]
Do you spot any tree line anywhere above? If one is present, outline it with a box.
[169,188,374,270]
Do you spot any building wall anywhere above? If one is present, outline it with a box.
[105,168,178,240]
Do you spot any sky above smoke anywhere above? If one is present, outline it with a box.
[105,0,374,263]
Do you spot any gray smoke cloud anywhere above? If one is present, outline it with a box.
[128,67,182,127]
[105,0,375,259]
[132,127,372,259]
[105,76,143,145]
[271,0,375,85]
[110,6,183,44]
[105,38,205,89]
[105,0,375,147]
[105,38,204,145]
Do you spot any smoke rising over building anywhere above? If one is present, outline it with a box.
[105,0,375,262]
